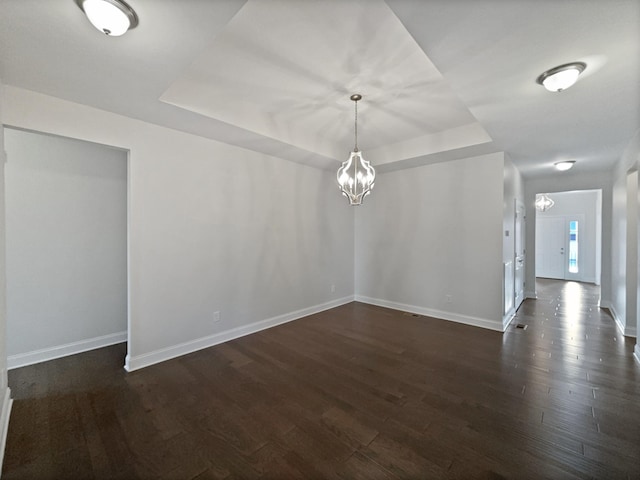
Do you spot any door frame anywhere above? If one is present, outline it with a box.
[514,199,525,309]
[3,126,130,369]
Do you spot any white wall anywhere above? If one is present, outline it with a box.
[503,155,524,264]
[612,173,627,329]
[628,161,640,356]
[2,86,355,371]
[0,79,12,472]
[0,89,5,384]
[637,166,640,359]
[625,171,637,337]
[596,189,602,285]
[613,132,640,339]
[502,155,524,319]
[535,190,601,284]
[4,129,128,367]
[355,152,506,331]
[524,172,613,304]
[610,129,640,339]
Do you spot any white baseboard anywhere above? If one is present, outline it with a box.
[610,304,624,334]
[599,300,612,310]
[0,387,13,476]
[634,345,640,366]
[354,295,505,332]
[503,309,516,330]
[124,296,354,372]
[7,331,127,370]
[608,305,637,338]
[525,290,537,300]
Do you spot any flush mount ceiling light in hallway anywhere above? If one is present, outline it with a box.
[554,160,576,171]
[337,94,376,206]
[535,193,555,212]
[536,62,586,92]
[75,0,138,36]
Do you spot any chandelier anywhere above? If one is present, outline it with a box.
[535,193,555,212]
[337,94,375,205]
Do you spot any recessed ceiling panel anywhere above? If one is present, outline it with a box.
[160,0,489,163]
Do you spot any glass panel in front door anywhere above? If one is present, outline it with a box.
[568,220,578,273]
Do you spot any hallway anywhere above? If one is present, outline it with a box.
[3,280,640,479]
[506,278,640,474]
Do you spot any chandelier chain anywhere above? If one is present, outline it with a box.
[354,99,358,151]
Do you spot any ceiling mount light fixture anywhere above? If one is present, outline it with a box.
[554,160,576,171]
[535,193,555,212]
[536,62,586,92]
[75,0,138,36]
[337,94,376,206]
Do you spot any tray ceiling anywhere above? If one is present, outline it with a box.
[0,0,638,177]
[160,0,491,167]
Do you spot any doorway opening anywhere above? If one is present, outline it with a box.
[535,189,602,285]
[3,127,129,370]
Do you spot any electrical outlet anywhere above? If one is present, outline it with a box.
[331,284,336,293]
[213,311,221,323]
[445,295,453,304]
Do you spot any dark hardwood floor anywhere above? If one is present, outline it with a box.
[3,279,640,479]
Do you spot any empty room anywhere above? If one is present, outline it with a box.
[0,0,639,478]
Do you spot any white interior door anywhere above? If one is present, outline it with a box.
[514,200,525,308]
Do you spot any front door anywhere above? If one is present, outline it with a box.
[536,215,585,281]
[536,216,565,279]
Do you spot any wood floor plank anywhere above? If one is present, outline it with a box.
[3,279,640,478]
[359,432,446,478]
[338,451,399,480]
[320,406,379,449]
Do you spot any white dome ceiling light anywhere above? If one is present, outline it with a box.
[536,62,586,92]
[75,0,138,36]
[554,160,576,171]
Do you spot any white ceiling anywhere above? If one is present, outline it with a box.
[1,0,638,178]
